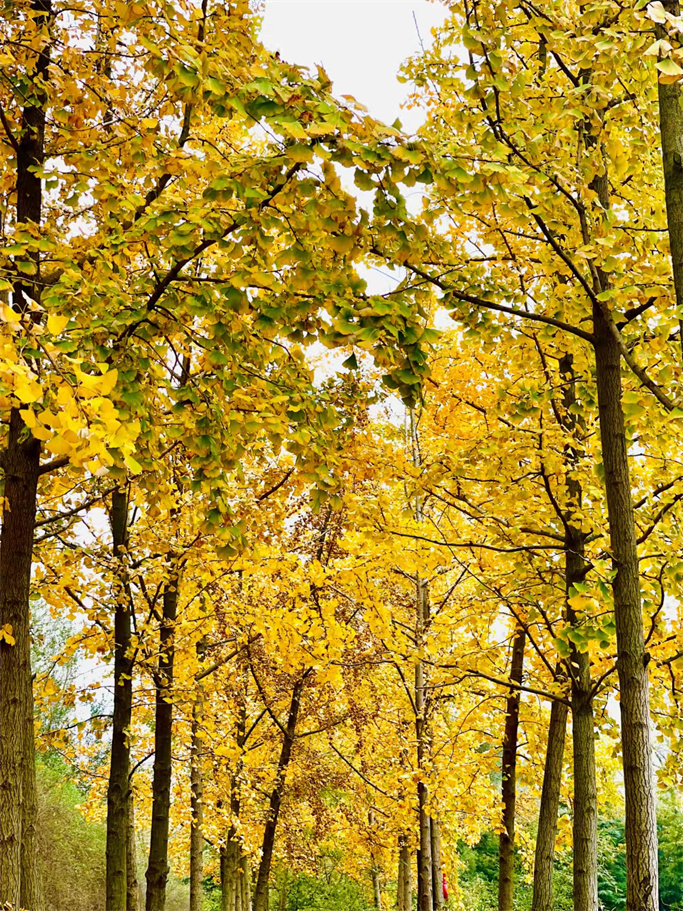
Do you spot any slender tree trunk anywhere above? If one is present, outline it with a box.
[241,854,251,911]
[431,819,443,911]
[190,685,205,911]
[498,629,525,911]
[579,81,659,904]
[559,351,599,911]
[127,793,140,911]
[657,0,683,358]
[415,578,433,911]
[567,530,598,911]
[221,833,247,911]
[531,691,568,911]
[409,410,433,911]
[220,841,236,911]
[222,706,247,911]
[571,656,598,911]
[397,848,405,911]
[0,4,50,907]
[145,572,179,911]
[592,301,659,911]
[252,677,305,911]
[372,864,382,910]
[0,412,41,910]
[107,488,133,911]
[397,837,412,911]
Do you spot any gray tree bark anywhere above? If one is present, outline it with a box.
[531,694,568,911]
[189,684,205,911]
[498,629,525,911]
[584,100,659,910]
[560,351,599,911]
[431,819,443,911]
[106,488,133,911]
[127,793,140,911]
[145,572,179,911]
[593,300,659,911]
[415,578,433,911]
[372,865,382,910]
[397,837,412,911]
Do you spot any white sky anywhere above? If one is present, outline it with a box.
[260,0,447,132]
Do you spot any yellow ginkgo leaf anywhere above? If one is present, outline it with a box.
[46,313,69,335]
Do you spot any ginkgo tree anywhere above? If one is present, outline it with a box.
[0,0,435,906]
[9,2,683,911]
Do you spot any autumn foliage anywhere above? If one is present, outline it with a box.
[3,2,683,911]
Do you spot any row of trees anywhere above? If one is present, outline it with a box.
[3,1,683,910]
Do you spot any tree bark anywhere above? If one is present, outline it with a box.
[397,837,412,911]
[145,572,179,911]
[592,301,659,911]
[559,350,599,911]
[657,0,683,359]
[127,792,140,911]
[567,532,598,911]
[222,707,248,911]
[221,835,244,911]
[498,629,525,911]
[431,819,443,911]
[415,578,433,911]
[0,4,50,907]
[372,864,382,911]
[531,694,568,911]
[190,685,205,911]
[581,82,659,905]
[106,488,133,911]
[252,677,305,911]
[0,412,41,910]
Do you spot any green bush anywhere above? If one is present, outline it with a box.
[36,754,107,911]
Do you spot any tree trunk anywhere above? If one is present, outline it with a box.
[145,572,179,911]
[240,853,251,911]
[107,488,133,911]
[0,412,41,910]
[531,694,568,911]
[498,629,525,911]
[657,0,683,359]
[592,301,659,911]
[252,677,305,911]
[372,865,382,910]
[397,837,412,911]
[221,835,244,911]
[567,531,598,911]
[578,82,660,905]
[220,841,237,911]
[222,710,248,911]
[431,819,443,911]
[190,686,205,911]
[559,350,599,911]
[127,792,140,911]
[415,577,433,911]
[0,4,50,907]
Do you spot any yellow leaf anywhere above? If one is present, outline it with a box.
[98,369,118,396]
[0,624,15,646]
[45,435,73,456]
[14,376,42,404]
[123,452,143,474]
[46,314,69,335]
